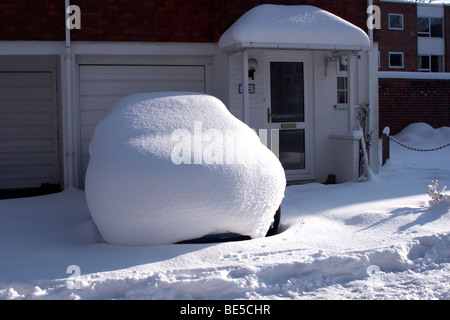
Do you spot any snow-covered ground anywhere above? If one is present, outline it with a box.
[0,122,449,300]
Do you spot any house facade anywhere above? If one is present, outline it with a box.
[0,0,379,190]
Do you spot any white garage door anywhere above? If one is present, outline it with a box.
[79,65,205,184]
[0,72,58,189]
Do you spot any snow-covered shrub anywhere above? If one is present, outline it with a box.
[425,180,447,203]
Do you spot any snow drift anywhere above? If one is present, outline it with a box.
[85,92,286,246]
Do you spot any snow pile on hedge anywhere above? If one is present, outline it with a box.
[393,122,450,148]
[85,92,286,246]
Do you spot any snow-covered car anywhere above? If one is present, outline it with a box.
[85,92,286,246]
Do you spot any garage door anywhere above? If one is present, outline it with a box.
[0,72,58,189]
[79,65,205,184]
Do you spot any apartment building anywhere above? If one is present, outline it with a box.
[375,0,450,72]
[374,0,450,135]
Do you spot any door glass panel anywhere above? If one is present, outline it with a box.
[278,129,305,170]
[270,62,304,123]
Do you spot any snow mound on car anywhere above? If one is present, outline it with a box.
[85,92,286,245]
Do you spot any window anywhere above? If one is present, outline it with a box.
[336,57,348,105]
[431,55,444,72]
[389,52,404,68]
[418,55,430,71]
[337,77,348,104]
[418,17,443,37]
[270,62,304,123]
[338,58,347,72]
[389,14,403,30]
[431,18,444,37]
[418,55,444,72]
[418,17,429,36]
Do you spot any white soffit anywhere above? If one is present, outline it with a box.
[219,5,371,52]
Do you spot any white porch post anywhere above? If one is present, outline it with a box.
[368,43,380,173]
[242,50,250,125]
[64,0,76,188]
[347,52,355,132]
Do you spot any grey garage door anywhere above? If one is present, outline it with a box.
[79,65,205,184]
[0,72,58,189]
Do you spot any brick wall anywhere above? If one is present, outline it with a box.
[379,78,450,135]
[0,0,368,42]
[70,0,222,42]
[374,1,418,72]
[0,0,65,41]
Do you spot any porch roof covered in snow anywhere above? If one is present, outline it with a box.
[218,5,371,53]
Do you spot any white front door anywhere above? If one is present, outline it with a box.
[264,53,313,181]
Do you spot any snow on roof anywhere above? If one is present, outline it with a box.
[219,5,371,52]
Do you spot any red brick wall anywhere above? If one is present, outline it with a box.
[379,78,450,135]
[0,0,368,42]
[0,0,65,41]
[70,0,222,42]
[374,1,418,72]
